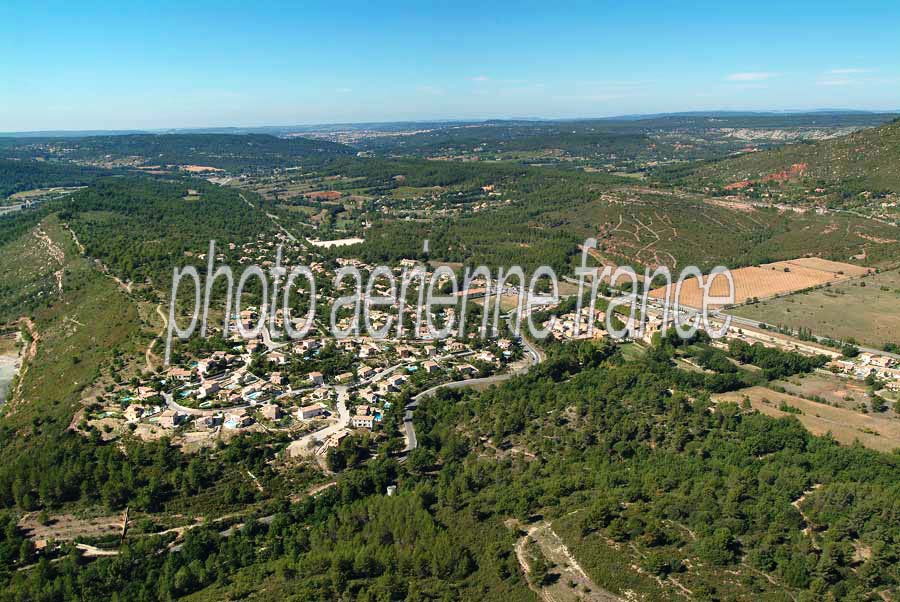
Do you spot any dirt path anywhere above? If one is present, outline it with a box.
[513,520,623,602]
[64,222,133,293]
[290,480,336,503]
[792,483,822,536]
[145,303,168,372]
[33,226,65,292]
[64,223,86,255]
[75,543,119,557]
[8,318,38,404]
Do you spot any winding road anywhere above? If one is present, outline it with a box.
[402,331,543,453]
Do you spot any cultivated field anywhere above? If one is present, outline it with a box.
[733,267,900,347]
[649,257,871,309]
[714,386,900,453]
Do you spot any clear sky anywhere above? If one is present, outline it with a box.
[2,0,899,131]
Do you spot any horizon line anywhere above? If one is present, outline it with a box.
[3,108,899,137]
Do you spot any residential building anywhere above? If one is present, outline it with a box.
[298,402,327,420]
[351,414,375,429]
[261,403,283,420]
[158,409,186,429]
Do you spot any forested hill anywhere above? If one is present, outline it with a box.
[654,118,900,193]
[0,159,111,198]
[355,123,653,158]
[55,177,279,287]
[4,133,356,171]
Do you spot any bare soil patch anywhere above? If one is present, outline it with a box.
[650,257,870,309]
[714,386,900,452]
[511,519,623,602]
[180,165,223,173]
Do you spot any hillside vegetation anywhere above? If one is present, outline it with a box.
[659,119,900,193]
[0,160,111,198]
[57,178,280,288]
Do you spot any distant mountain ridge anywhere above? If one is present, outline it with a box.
[670,117,900,192]
[2,133,356,171]
[3,110,898,138]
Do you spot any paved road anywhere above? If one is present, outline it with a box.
[714,310,900,360]
[402,332,543,453]
[238,193,298,243]
[575,285,900,362]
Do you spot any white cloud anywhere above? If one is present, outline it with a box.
[829,68,874,74]
[725,72,776,82]
[336,87,353,93]
[471,75,490,82]
[817,79,854,87]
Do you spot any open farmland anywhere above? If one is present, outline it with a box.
[732,267,900,347]
[714,386,900,453]
[648,257,871,309]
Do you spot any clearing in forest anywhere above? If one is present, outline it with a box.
[713,386,900,453]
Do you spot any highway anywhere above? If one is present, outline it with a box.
[713,310,900,361]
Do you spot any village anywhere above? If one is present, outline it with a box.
[75,223,900,473]
[77,231,529,465]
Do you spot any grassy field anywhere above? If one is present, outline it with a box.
[732,268,900,347]
[391,185,444,199]
[771,372,876,411]
[714,386,900,453]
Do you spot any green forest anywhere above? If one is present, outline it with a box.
[1,121,899,601]
[1,340,897,601]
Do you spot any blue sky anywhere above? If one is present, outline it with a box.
[1,0,899,131]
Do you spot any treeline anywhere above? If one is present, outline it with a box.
[5,134,355,172]
[0,430,275,514]
[355,122,653,159]
[335,165,626,272]
[347,215,580,273]
[0,160,111,198]
[727,339,829,380]
[320,156,528,190]
[0,207,47,247]
[56,177,277,287]
[1,339,898,600]
[412,341,899,600]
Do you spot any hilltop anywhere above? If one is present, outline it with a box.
[2,133,356,172]
[658,118,900,193]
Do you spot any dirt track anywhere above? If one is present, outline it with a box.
[513,519,623,602]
